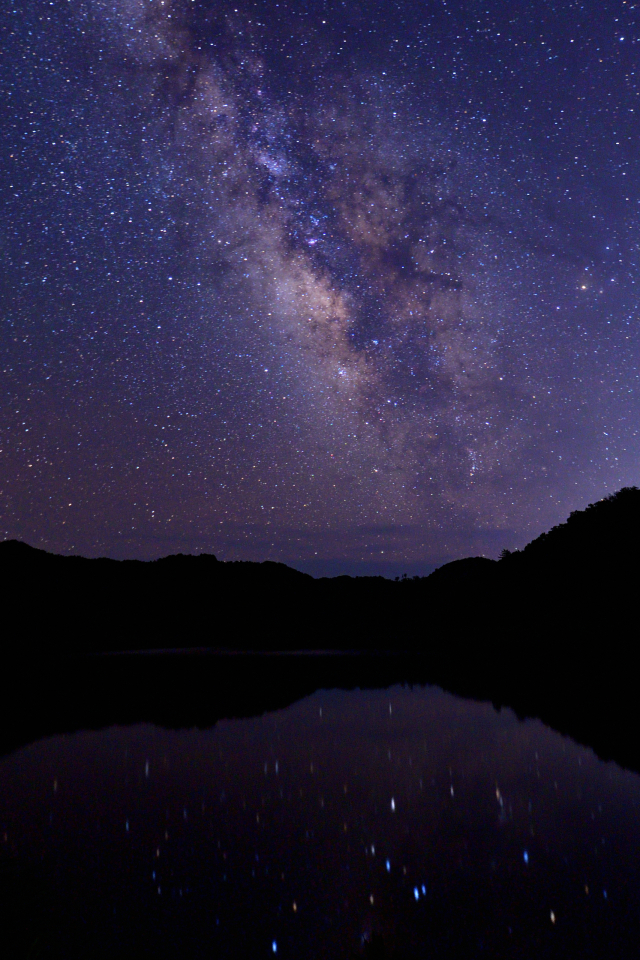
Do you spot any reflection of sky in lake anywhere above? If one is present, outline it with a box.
[2,685,640,959]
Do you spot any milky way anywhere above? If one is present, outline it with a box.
[1,0,639,571]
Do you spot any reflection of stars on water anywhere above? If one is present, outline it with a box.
[1,686,632,955]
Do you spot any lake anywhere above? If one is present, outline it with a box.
[1,679,639,958]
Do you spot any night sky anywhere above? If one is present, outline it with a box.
[2,0,639,573]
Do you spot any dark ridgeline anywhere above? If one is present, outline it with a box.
[1,487,639,772]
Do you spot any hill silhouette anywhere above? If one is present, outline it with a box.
[503,484,640,569]
[1,487,639,772]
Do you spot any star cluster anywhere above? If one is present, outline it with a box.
[1,0,639,569]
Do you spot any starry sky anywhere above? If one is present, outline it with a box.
[1,0,639,573]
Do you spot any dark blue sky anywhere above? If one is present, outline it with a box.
[1,0,638,574]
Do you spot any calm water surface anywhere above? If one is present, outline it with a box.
[1,684,639,959]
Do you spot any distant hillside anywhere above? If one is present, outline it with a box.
[0,537,399,654]
[501,485,640,573]
[2,486,639,655]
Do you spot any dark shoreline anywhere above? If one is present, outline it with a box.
[3,650,639,781]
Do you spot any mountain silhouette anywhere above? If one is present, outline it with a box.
[1,487,639,772]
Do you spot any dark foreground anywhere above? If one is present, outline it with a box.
[2,489,640,960]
